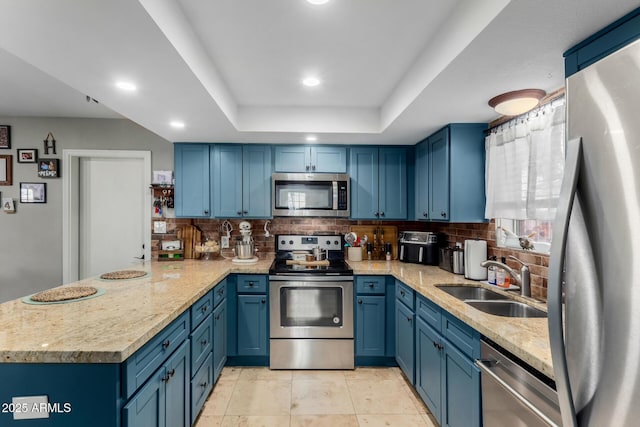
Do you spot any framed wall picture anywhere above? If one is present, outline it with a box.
[20,182,46,203]
[37,158,59,178]
[0,126,10,149]
[0,155,12,185]
[17,149,38,163]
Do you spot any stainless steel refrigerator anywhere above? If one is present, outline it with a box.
[549,37,640,426]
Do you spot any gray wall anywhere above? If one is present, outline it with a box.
[0,117,173,303]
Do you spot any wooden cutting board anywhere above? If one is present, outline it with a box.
[349,225,398,260]
[178,225,202,259]
[286,259,331,266]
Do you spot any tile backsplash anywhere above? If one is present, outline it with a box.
[152,217,549,300]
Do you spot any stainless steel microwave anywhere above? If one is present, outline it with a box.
[272,173,350,217]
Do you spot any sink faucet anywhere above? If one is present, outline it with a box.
[480,255,531,297]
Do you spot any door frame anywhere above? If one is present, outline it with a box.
[62,149,151,283]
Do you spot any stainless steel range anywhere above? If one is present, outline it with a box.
[269,234,354,370]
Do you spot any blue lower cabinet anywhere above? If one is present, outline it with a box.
[190,314,213,375]
[237,294,268,356]
[442,343,481,427]
[191,354,213,425]
[395,299,415,384]
[124,340,190,427]
[414,294,481,427]
[355,295,386,357]
[213,300,227,382]
[416,317,443,423]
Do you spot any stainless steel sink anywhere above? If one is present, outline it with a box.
[436,285,510,301]
[466,300,547,318]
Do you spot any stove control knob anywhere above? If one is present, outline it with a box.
[281,240,285,245]
[326,240,331,245]
[289,240,294,245]
[334,240,339,246]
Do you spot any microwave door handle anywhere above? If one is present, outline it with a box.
[418,246,423,263]
[332,181,338,210]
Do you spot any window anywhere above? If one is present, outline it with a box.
[486,96,565,254]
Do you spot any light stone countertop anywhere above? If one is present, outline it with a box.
[348,260,553,379]
[0,258,553,380]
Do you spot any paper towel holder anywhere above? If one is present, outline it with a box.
[464,239,488,280]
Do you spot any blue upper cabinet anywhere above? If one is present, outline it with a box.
[212,144,272,218]
[242,145,272,218]
[414,140,429,220]
[174,144,211,218]
[212,145,243,218]
[429,128,450,221]
[420,124,486,223]
[310,146,347,173]
[274,145,347,173]
[564,7,640,77]
[350,146,407,220]
[379,147,408,220]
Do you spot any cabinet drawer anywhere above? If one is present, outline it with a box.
[213,280,227,307]
[191,290,213,330]
[123,311,190,399]
[416,295,442,331]
[191,314,213,376]
[442,311,481,359]
[191,353,213,424]
[395,280,415,310]
[356,276,386,295]
[236,275,267,293]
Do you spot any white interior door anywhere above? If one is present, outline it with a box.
[63,149,151,283]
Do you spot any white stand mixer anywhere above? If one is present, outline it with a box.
[232,221,259,263]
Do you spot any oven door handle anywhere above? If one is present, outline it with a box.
[269,275,354,282]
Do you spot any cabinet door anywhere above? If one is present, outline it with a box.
[355,295,386,357]
[123,367,165,427]
[213,300,227,383]
[237,294,268,356]
[442,342,481,427]
[311,146,347,173]
[242,145,272,218]
[212,145,243,218]
[165,341,190,427]
[414,141,429,220]
[416,317,443,424]
[274,145,308,172]
[429,128,450,221]
[349,147,379,219]
[395,300,415,384]
[378,147,407,219]
[174,144,211,218]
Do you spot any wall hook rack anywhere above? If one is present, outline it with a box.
[43,132,56,154]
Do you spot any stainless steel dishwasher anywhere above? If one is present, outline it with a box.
[476,340,561,427]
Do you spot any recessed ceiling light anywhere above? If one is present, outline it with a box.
[170,121,185,129]
[115,81,137,92]
[307,0,330,4]
[302,77,321,87]
[306,135,317,142]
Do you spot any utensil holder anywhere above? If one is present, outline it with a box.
[348,246,363,262]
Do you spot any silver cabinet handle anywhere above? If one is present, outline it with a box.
[548,137,582,427]
[380,211,385,217]
[475,359,559,427]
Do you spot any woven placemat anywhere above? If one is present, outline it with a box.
[31,286,98,302]
[100,270,148,280]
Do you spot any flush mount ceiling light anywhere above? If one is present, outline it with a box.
[302,76,321,87]
[115,81,137,92]
[488,89,546,116]
[306,135,317,142]
[170,121,185,129]
[306,0,330,5]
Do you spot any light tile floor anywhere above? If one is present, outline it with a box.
[195,367,439,427]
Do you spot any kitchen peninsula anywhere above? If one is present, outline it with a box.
[0,258,551,426]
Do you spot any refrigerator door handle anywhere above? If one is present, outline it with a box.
[548,137,582,427]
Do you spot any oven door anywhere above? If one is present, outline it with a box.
[269,276,353,339]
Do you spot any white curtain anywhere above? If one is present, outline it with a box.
[485,102,566,221]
